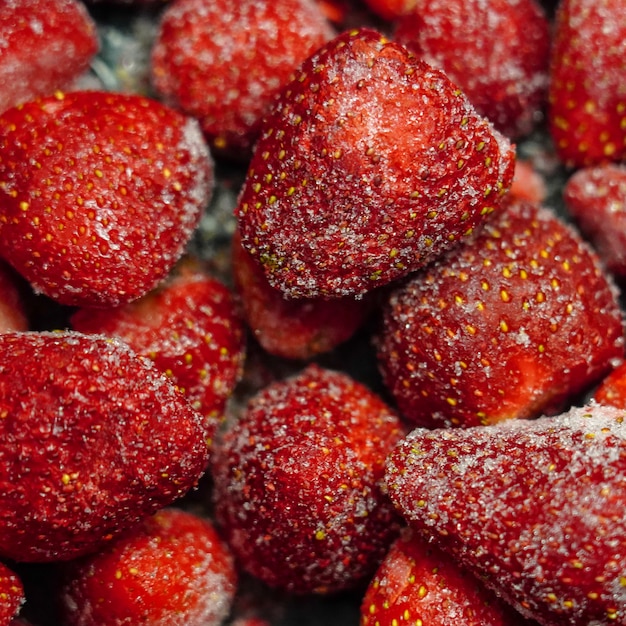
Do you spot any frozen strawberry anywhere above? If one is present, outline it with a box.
[236,27,515,299]
[71,259,246,445]
[593,360,626,407]
[376,197,624,428]
[0,0,98,114]
[510,159,548,205]
[361,527,531,626]
[385,403,626,625]
[211,364,405,594]
[563,163,626,280]
[0,562,24,625]
[394,0,550,139]
[362,0,416,21]
[0,90,213,308]
[548,0,626,168]
[0,331,209,563]
[0,261,27,332]
[232,230,371,360]
[151,0,334,160]
[60,507,237,626]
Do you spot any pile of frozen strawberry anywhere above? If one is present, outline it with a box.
[2,0,626,624]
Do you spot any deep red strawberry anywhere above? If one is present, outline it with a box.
[0,0,98,114]
[0,562,24,625]
[385,404,626,625]
[0,331,209,563]
[548,0,626,168]
[151,0,334,160]
[563,163,626,280]
[361,527,532,626]
[60,507,237,626]
[593,360,626,407]
[376,197,624,428]
[236,27,515,299]
[71,258,246,446]
[232,230,372,359]
[394,0,550,139]
[362,0,416,21]
[211,364,405,594]
[0,90,213,308]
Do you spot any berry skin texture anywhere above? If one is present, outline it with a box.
[394,0,550,139]
[60,508,237,626]
[0,331,210,563]
[0,0,99,114]
[548,0,626,168]
[563,163,626,280]
[71,259,246,446]
[384,404,626,625]
[0,562,24,625]
[236,28,515,299]
[211,364,405,594]
[232,230,372,360]
[361,528,531,626]
[376,197,625,428]
[151,0,334,160]
[0,90,214,308]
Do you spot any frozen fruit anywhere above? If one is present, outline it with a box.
[385,403,626,625]
[0,562,24,625]
[211,364,405,594]
[236,27,515,299]
[0,261,27,332]
[593,360,626,407]
[376,197,625,428]
[60,508,237,626]
[0,331,209,563]
[0,90,213,307]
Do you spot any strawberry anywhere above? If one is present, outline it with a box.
[563,163,626,280]
[0,0,99,114]
[151,0,335,160]
[394,0,551,139]
[232,230,372,360]
[211,363,405,594]
[362,0,416,21]
[593,360,626,407]
[0,331,209,563]
[0,562,24,625]
[375,197,625,428]
[71,259,246,446]
[59,507,237,626]
[0,261,28,332]
[361,527,532,626]
[510,159,547,205]
[235,27,515,299]
[548,0,626,168]
[385,403,626,625]
[0,90,214,308]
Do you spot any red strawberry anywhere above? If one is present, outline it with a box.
[60,507,237,626]
[385,403,626,625]
[594,360,626,407]
[211,364,405,594]
[563,163,626,280]
[0,261,28,332]
[0,331,209,563]
[510,159,547,205]
[232,230,372,360]
[375,197,624,428]
[394,0,550,139]
[362,0,416,21]
[548,0,626,168]
[151,0,335,160]
[0,562,24,625]
[361,527,532,626]
[71,259,246,446]
[0,0,99,114]
[0,90,214,308]
[235,27,515,299]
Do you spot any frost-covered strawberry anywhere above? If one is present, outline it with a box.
[71,259,246,445]
[394,0,550,139]
[0,331,209,563]
[549,0,626,167]
[376,197,624,428]
[60,508,237,626]
[0,562,24,625]
[0,91,213,308]
[211,364,405,594]
[151,0,334,160]
[385,404,626,625]
[593,360,626,407]
[0,0,98,114]
[236,28,515,299]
